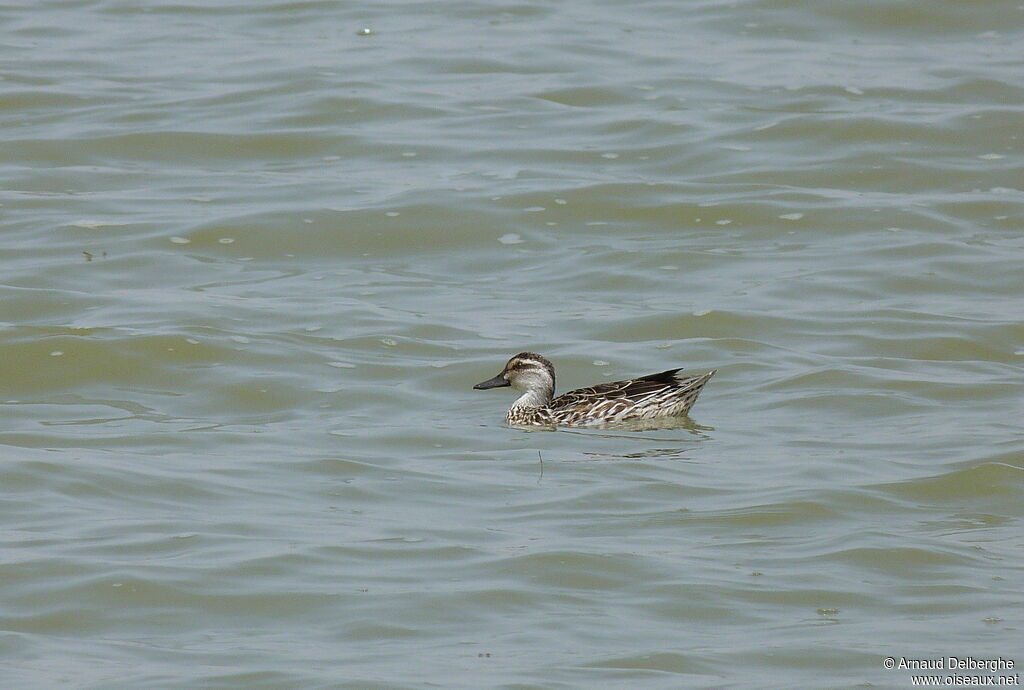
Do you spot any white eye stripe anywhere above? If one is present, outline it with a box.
[508,359,550,372]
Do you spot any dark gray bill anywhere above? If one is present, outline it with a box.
[473,373,510,390]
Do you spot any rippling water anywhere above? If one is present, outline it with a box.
[2,1,1022,687]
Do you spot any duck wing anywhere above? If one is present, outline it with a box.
[551,368,685,410]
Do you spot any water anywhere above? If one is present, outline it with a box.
[2,1,1022,687]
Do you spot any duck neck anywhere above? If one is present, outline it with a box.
[511,386,553,410]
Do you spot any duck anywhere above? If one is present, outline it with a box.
[473,352,715,427]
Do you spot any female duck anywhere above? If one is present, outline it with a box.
[473,352,714,427]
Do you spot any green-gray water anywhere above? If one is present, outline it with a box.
[2,1,1022,688]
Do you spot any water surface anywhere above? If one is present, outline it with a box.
[1,1,1022,688]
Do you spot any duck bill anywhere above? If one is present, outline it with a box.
[473,373,510,390]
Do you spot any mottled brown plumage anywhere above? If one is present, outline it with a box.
[473,352,715,427]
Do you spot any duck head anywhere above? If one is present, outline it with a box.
[474,352,556,406]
